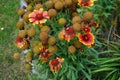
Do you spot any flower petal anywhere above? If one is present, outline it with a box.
[39,19,47,23]
[29,12,36,18]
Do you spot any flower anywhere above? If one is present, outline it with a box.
[81,18,91,25]
[62,26,76,42]
[29,8,49,26]
[39,48,53,62]
[81,18,98,28]
[78,33,94,46]
[90,21,98,28]
[49,57,64,73]
[15,36,28,49]
[78,0,95,7]
[82,26,91,33]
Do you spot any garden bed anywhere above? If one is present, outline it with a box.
[13,0,120,80]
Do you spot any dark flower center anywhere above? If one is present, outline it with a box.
[36,13,43,20]
[81,0,90,6]
[82,0,89,3]
[51,59,59,66]
[85,28,88,31]
[83,35,89,41]
[83,27,90,32]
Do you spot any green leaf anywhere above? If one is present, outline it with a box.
[104,69,118,80]
[60,76,65,80]
[114,53,120,57]
[89,48,99,58]
[101,57,120,64]
[59,67,68,76]
[99,50,117,54]
[68,66,76,71]
[111,72,118,80]
[67,69,71,79]
[72,71,76,80]
[92,68,116,74]
[79,63,85,69]
[100,63,120,68]
[81,69,92,80]
[86,59,97,65]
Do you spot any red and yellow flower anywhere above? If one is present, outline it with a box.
[82,26,91,33]
[90,21,98,28]
[81,19,98,28]
[62,26,76,42]
[29,8,49,26]
[39,48,53,62]
[49,57,64,73]
[78,0,95,7]
[15,36,28,49]
[78,32,94,47]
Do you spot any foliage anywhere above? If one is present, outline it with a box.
[92,43,120,80]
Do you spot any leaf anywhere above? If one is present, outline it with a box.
[99,7,111,17]
[81,69,92,80]
[72,71,76,80]
[114,53,120,57]
[68,66,76,71]
[45,69,49,79]
[79,63,85,69]
[89,48,99,59]
[67,69,71,79]
[71,55,77,62]
[104,69,118,80]
[99,50,117,54]
[92,68,116,74]
[86,59,97,65]
[59,67,68,76]
[111,72,118,80]
[106,6,115,10]
[60,76,65,80]
[100,63,120,68]
[101,57,120,64]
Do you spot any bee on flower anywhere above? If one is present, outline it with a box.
[39,48,53,62]
[61,26,76,42]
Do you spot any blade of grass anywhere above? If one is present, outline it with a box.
[92,68,116,74]
[104,69,118,80]
[101,57,120,64]
[81,69,92,80]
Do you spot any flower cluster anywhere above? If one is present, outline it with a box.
[59,12,98,47]
[14,0,97,74]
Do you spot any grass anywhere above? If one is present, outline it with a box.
[0,0,29,79]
